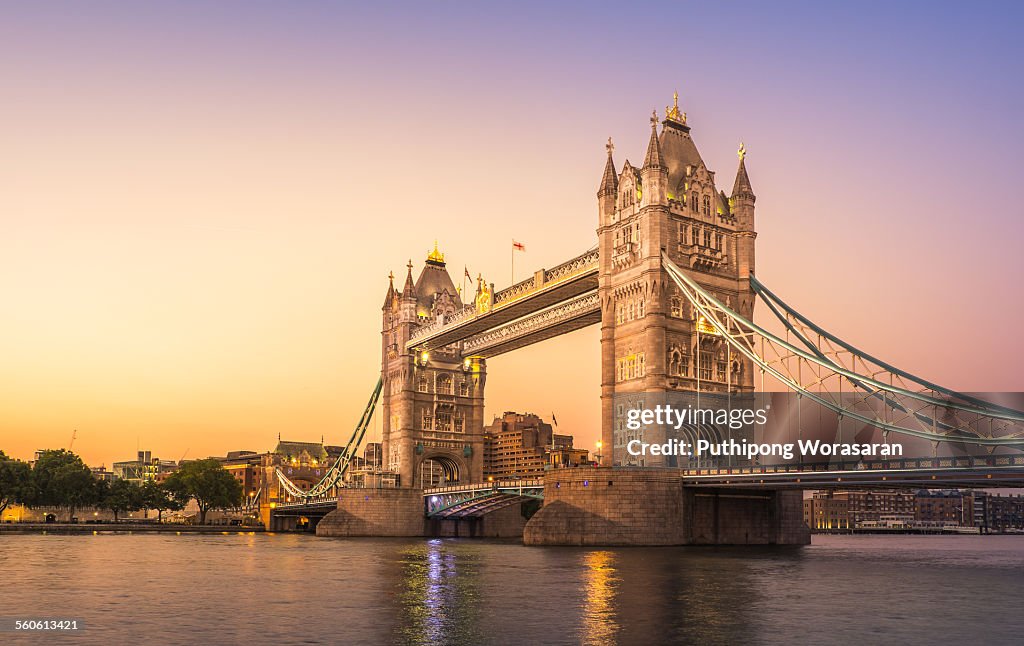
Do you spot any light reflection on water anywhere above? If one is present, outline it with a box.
[2,534,1024,645]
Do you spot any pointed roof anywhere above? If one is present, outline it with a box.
[598,137,618,196]
[657,92,704,192]
[402,260,416,299]
[642,111,665,170]
[731,143,754,198]
[382,271,396,308]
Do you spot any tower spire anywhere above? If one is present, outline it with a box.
[383,270,396,308]
[598,137,618,196]
[731,142,754,198]
[402,259,416,298]
[642,110,665,170]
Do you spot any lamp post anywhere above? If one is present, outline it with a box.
[595,440,603,466]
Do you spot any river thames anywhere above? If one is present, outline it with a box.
[3,533,1023,645]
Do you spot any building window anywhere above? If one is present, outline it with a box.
[459,381,469,397]
[690,192,698,210]
[437,374,453,395]
[699,351,712,381]
[637,298,645,317]
[702,194,711,216]
[670,297,682,318]
[436,410,452,432]
[418,374,429,393]
[422,408,433,430]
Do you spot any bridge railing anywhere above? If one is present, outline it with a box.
[424,479,543,495]
[680,454,1024,477]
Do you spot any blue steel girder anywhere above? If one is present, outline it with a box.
[425,485,543,518]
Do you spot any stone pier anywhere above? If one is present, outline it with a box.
[523,467,809,546]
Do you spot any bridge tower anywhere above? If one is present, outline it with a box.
[380,244,486,487]
[598,94,757,467]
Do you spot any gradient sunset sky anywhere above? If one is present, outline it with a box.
[3,2,1022,467]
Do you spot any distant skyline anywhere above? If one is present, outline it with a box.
[2,2,1023,466]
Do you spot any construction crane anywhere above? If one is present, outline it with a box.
[68,429,77,451]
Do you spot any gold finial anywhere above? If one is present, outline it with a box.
[665,90,686,124]
[738,142,746,161]
[606,137,614,155]
[427,240,445,264]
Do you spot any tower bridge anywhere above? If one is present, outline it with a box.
[267,93,1024,545]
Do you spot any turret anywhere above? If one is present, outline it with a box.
[731,143,756,278]
[399,260,417,323]
[640,111,668,207]
[598,137,618,225]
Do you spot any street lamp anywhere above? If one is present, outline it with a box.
[595,440,603,466]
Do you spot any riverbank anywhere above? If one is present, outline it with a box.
[0,522,266,534]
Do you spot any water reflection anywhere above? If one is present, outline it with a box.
[581,551,620,644]
[394,539,483,645]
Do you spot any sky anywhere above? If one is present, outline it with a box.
[2,1,1023,466]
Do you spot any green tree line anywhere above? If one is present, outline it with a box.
[0,450,243,524]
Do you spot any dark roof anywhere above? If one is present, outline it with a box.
[414,262,461,316]
[659,124,706,195]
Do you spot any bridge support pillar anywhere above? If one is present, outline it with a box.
[316,489,426,537]
[523,467,809,546]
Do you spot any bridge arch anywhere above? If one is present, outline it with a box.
[417,452,467,489]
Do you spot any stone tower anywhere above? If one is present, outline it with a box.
[379,244,486,488]
[597,94,757,467]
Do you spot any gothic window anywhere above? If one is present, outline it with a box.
[670,297,682,318]
[628,302,635,321]
[459,381,469,397]
[702,194,711,216]
[670,350,680,375]
[699,351,713,381]
[436,410,452,432]
[681,353,689,377]
[692,226,699,246]
[638,353,646,378]
[716,233,723,250]
[691,192,698,210]
[422,408,433,430]
[418,374,429,393]
[616,303,623,324]
[454,411,464,433]
[437,374,453,395]
[638,298,645,317]
[717,354,727,382]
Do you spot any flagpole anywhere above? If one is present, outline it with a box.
[511,239,515,284]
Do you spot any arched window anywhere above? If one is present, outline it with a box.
[418,374,429,393]
[670,350,680,375]
[691,192,698,210]
[638,353,646,377]
[702,194,711,215]
[671,297,681,318]
[638,298,645,317]
[422,408,433,430]
[459,381,469,397]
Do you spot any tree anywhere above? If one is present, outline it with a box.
[0,451,32,515]
[140,481,186,523]
[163,459,242,524]
[103,479,144,521]
[30,449,98,521]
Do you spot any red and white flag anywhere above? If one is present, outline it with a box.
[512,240,526,252]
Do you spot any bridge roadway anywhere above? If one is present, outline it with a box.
[270,455,1024,525]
